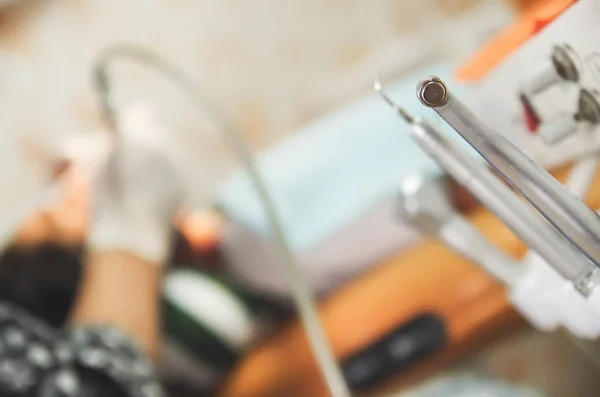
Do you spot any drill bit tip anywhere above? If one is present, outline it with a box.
[416,75,448,108]
[373,74,414,123]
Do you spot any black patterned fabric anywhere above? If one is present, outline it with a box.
[0,302,163,397]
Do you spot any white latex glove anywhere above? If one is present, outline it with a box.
[87,116,184,265]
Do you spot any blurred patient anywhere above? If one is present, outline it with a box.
[0,133,182,396]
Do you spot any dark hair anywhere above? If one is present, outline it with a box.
[0,243,82,328]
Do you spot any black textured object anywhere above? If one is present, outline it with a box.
[342,314,448,392]
[0,244,83,328]
[0,303,165,397]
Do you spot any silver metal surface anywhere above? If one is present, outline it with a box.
[398,175,523,286]
[520,44,580,97]
[374,77,414,123]
[551,44,580,83]
[416,75,600,272]
[374,80,594,292]
[407,119,594,291]
[397,175,455,233]
[576,89,600,124]
[416,76,448,108]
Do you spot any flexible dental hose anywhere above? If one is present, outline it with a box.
[92,44,351,397]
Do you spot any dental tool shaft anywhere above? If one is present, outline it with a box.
[441,214,524,286]
[407,118,591,284]
[397,175,522,286]
[416,76,600,270]
[398,176,525,286]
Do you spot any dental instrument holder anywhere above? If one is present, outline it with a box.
[416,76,600,289]
[388,108,594,295]
[394,164,596,335]
[92,45,351,397]
[538,88,600,145]
[396,174,563,331]
[520,44,580,97]
[395,155,600,335]
[527,156,600,337]
[375,80,600,335]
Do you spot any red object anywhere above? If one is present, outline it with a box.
[520,94,541,133]
[175,209,225,270]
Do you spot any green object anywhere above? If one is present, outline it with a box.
[162,269,261,371]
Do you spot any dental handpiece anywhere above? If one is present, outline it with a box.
[398,175,523,286]
[416,75,600,271]
[373,80,594,292]
[440,214,524,286]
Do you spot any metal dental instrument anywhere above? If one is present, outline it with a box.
[519,155,599,287]
[398,175,523,286]
[520,44,580,97]
[416,75,600,271]
[94,44,351,397]
[374,78,595,294]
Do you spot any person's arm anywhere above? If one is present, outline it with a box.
[70,125,183,362]
[70,251,163,360]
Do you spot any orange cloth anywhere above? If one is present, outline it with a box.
[456,0,577,81]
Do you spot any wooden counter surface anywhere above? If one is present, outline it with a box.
[219,164,600,397]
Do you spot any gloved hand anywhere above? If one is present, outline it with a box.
[87,123,184,266]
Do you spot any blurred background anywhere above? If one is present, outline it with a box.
[0,0,515,188]
[2,0,600,396]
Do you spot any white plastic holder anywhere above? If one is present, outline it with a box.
[508,254,561,331]
[586,211,600,326]
[509,254,600,339]
[585,283,600,319]
[519,60,563,97]
[557,278,600,340]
